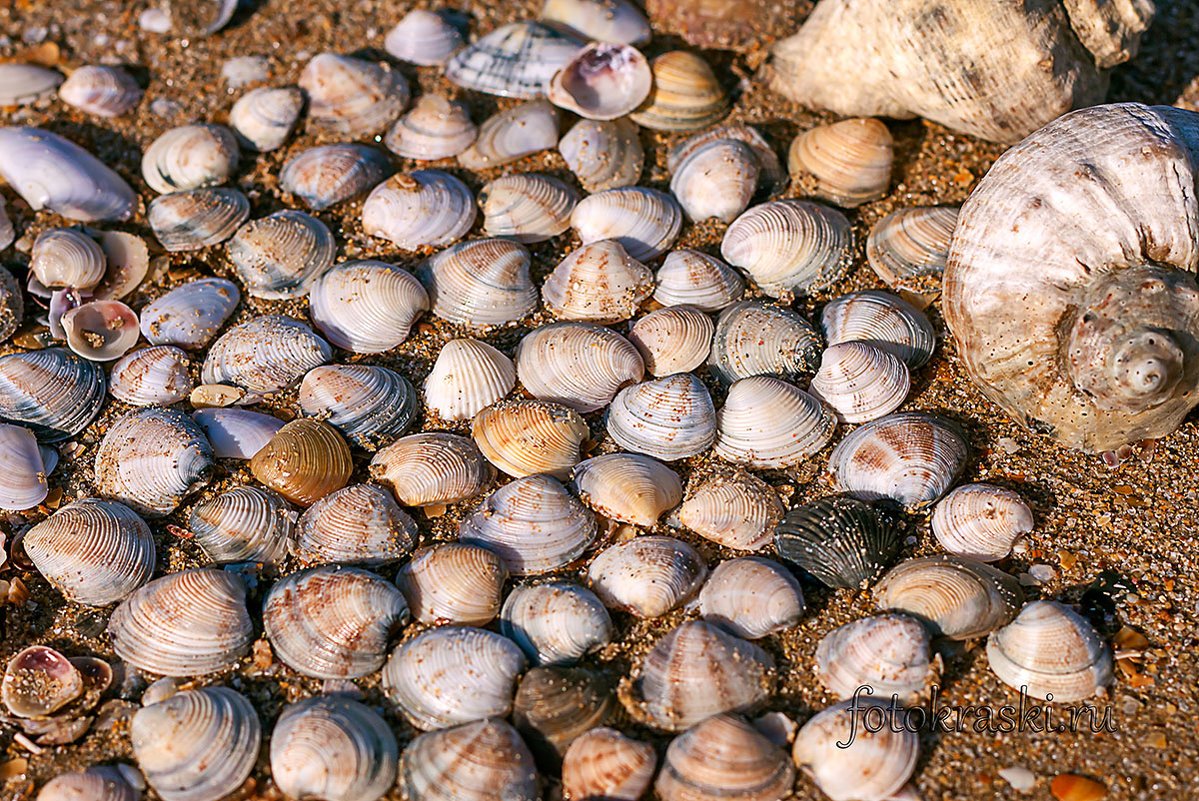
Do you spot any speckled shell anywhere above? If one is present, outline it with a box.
[397,543,508,626]
[655,713,795,801]
[384,9,465,65]
[59,65,142,116]
[298,53,409,138]
[2,644,81,717]
[95,407,214,517]
[0,348,106,442]
[815,613,934,702]
[698,557,804,640]
[35,766,143,801]
[480,173,578,243]
[399,718,539,801]
[140,277,241,350]
[875,555,1024,640]
[791,697,918,801]
[228,210,336,299]
[986,600,1113,701]
[714,376,836,469]
[628,306,713,377]
[0,63,62,105]
[788,118,893,207]
[671,138,760,223]
[459,100,560,169]
[472,400,589,480]
[866,206,958,296]
[370,433,496,509]
[558,117,644,192]
[513,665,614,766]
[192,408,284,459]
[774,495,902,590]
[229,86,304,152]
[298,364,419,449]
[309,260,429,353]
[141,124,238,195]
[0,127,135,222]
[292,483,418,567]
[110,346,193,406]
[362,171,476,250]
[516,322,644,412]
[500,581,613,666]
[547,43,652,120]
[385,95,477,161]
[606,373,716,461]
[202,315,332,398]
[543,240,654,323]
[542,0,651,44]
[931,483,1034,562]
[587,536,707,618]
[667,125,788,199]
[561,726,656,801]
[250,418,353,507]
[708,300,821,385]
[148,188,250,251]
[425,339,516,422]
[654,249,745,312]
[62,299,141,362]
[31,227,106,290]
[821,290,936,369]
[675,472,785,551]
[721,199,853,299]
[571,453,682,526]
[95,230,150,300]
[630,51,728,131]
[189,486,294,565]
[571,187,682,262]
[280,144,392,210]
[446,21,584,99]
[809,342,910,423]
[417,238,537,327]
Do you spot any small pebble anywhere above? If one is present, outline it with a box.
[149,96,182,117]
[1050,774,1106,801]
[138,7,172,34]
[191,383,244,407]
[997,766,1037,793]
[997,437,1020,454]
[1028,564,1056,582]
[221,55,270,87]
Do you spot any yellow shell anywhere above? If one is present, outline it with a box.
[250,419,353,507]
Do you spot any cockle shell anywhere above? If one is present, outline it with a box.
[62,300,140,361]
[472,400,589,480]
[587,536,707,618]
[875,554,1024,640]
[142,124,239,195]
[500,581,613,666]
[417,238,536,327]
[458,100,561,169]
[558,117,644,192]
[148,187,250,251]
[298,364,419,449]
[202,315,332,398]
[931,483,1034,562]
[140,277,240,349]
[675,472,785,551]
[292,483,418,567]
[986,600,1113,701]
[667,124,788,199]
[229,86,303,152]
[561,727,656,801]
[2,645,81,718]
[698,557,804,640]
[480,173,578,243]
[110,346,193,406]
[0,348,106,442]
[543,239,654,323]
[714,376,836,469]
[59,65,142,116]
[0,423,49,511]
[788,118,893,207]
[192,408,284,459]
[821,289,936,369]
[655,713,795,801]
[446,21,584,99]
[571,187,682,262]
[309,260,429,353]
[866,206,959,296]
[384,9,465,65]
[399,718,539,801]
[31,227,106,290]
[250,418,353,507]
[630,51,728,131]
[513,665,614,766]
[228,210,336,299]
[809,341,911,423]
[708,300,821,386]
[606,373,716,460]
[370,433,496,510]
[721,199,853,299]
[774,495,902,589]
[280,144,392,210]
[654,249,745,312]
[36,766,144,801]
[95,407,214,517]
[571,453,682,526]
[628,306,714,377]
[299,53,409,138]
[791,698,918,801]
[424,339,516,421]
[542,0,651,45]
[515,322,644,412]
[547,43,651,120]
[397,543,508,626]
[0,127,135,221]
[671,138,760,223]
[815,613,934,702]
[0,63,62,104]
[189,486,294,565]
[385,94,477,161]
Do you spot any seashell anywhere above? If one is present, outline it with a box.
[140,277,241,349]
[165,0,239,36]
[547,43,651,120]
[131,687,260,801]
[513,666,614,765]
[298,53,409,138]
[192,408,284,459]
[655,713,795,801]
[788,118,893,207]
[424,339,516,421]
[866,206,959,297]
[675,472,784,551]
[280,144,391,211]
[250,418,353,507]
[446,21,584,99]
[59,65,142,116]
[2,645,82,717]
[384,9,464,65]
[515,322,644,412]
[623,620,774,732]
[774,495,901,590]
[382,626,526,730]
[94,230,158,301]
[362,171,476,250]
[671,138,759,223]
[459,474,597,575]
[500,581,612,666]
[708,300,821,386]
[189,486,294,565]
[298,364,419,449]
[571,453,682,526]
[141,124,238,195]
[606,373,716,461]
[292,483,418,567]
[95,407,214,517]
[821,289,935,369]
[630,51,728,131]
[667,124,788,199]
[397,543,508,626]
[0,348,106,442]
[36,766,144,801]
[714,376,836,469]
[148,187,250,251]
[0,126,135,221]
[874,554,1024,640]
[270,695,398,801]
[986,600,1113,702]
[109,569,252,675]
[110,346,193,406]
[310,260,429,353]
[370,433,496,510]
[697,557,804,640]
[543,240,654,324]
[479,173,578,243]
[471,399,589,480]
[932,483,1034,562]
[202,315,332,398]
[828,412,968,509]
[721,199,853,299]
[264,565,409,678]
[0,63,62,105]
[31,227,106,290]
[229,86,303,152]
[628,305,713,377]
[61,300,140,362]
[418,238,537,328]
[384,95,477,161]
[815,613,934,702]
[654,249,745,312]
[399,718,539,801]
[558,117,644,193]
[458,100,560,170]
[228,210,336,299]
[541,0,651,44]
[587,535,707,618]
[791,697,918,801]
[0,265,20,340]
[809,342,910,423]
[0,423,49,511]
[561,727,656,801]
[571,187,682,262]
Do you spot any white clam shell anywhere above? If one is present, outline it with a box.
[698,557,804,639]
[547,42,652,120]
[59,65,142,116]
[399,718,539,801]
[0,126,135,221]
[985,600,1113,702]
[424,339,516,422]
[31,227,106,290]
[369,432,496,510]
[708,299,822,386]
[931,483,1033,562]
[418,238,537,328]
[667,124,788,199]
[384,9,464,65]
[809,341,911,423]
[140,277,241,349]
[792,697,918,801]
[500,581,613,666]
[714,376,836,469]
[229,86,303,151]
[142,123,239,195]
[542,0,651,45]
[362,170,476,250]
[0,63,62,105]
[655,713,795,801]
[675,472,785,551]
[821,289,936,369]
[653,249,745,312]
[446,21,584,99]
[587,535,707,618]
[815,613,934,702]
[515,321,644,412]
[628,306,713,377]
[192,408,284,459]
[542,239,654,324]
[202,315,332,399]
[458,100,560,169]
[292,482,418,567]
[571,453,682,526]
[875,555,1024,640]
[0,422,49,511]
[722,199,853,299]
[397,542,508,626]
[36,766,143,801]
[148,187,250,252]
[95,407,214,517]
[562,727,656,801]
[606,373,716,461]
[671,138,760,223]
[189,485,294,565]
[480,173,578,243]
[279,143,392,211]
[228,209,336,299]
[299,53,409,138]
[558,117,644,192]
[384,95,477,161]
[571,187,682,262]
[866,205,959,295]
[309,260,429,353]
[110,346,193,406]
[788,117,894,207]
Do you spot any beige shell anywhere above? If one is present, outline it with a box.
[425,338,516,421]
[788,118,893,207]
[201,315,332,399]
[875,554,1024,640]
[515,322,645,412]
[561,727,656,801]
[370,433,496,510]
[499,581,613,667]
[31,227,105,291]
[670,138,760,223]
[654,249,745,312]
[667,124,788,199]
[714,376,836,469]
[821,290,936,369]
[792,697,918,801]
[985,600,1113,701]
[570,187,683,262]
[141,124,239,195]
[399,717,539,801]
[587,536,707,618]
[59,65,142,117]
[227,210,335,300]
[571,453,683,526]
[674,472,785,551]
[628,306,714,377]
[397,542,508,626]
[479,173,578,243]
[95,407,214,518]
[458,100,560,170]
[292,483,418,567]
[309,260,429,354]
[542,0,651,45]
[815,613,935,703]
[472,399,589,479]
[0,423,49,512]
[931,483,1034,562]
[866,206,959,297]
[361,171,476,250]
[547,43,652,120]
[298,53,409,138]
[809,342,911,423]
[417,238,537,328]
[110,346,193,406]
[542,240,654,324]
[385,94,478,161]
[558,117,644,193]
[630,51,729,131]
[35,766,143,801]
[189,485,294,565]
[250,418,353,507]
[229,86,303,152]
[698,557,804,640]
[62,300,140,362]
[655,713,795,801]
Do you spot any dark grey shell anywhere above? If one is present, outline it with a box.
[0,348,106,442]
[774,495,902,589]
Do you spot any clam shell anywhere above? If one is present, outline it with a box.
[815,613,934,703]
[866,206,959,296]
[654,249,745,312]
[298,364,419,449]
[280,144,392,210]
[986,600,1113,701]
[721,199,853,299]
[96,230,151,301]
[370,433,496,509]
[189,486,295,565]
[228,210,336,299]
[397,542,508,626]
[166,0,238,36]
[424,339,516,421]
[202,315,332,398]
[35,766,143,801]
[458,100,560,169]
[809,342,911,423]
[627,306,713,377]
[31,227,106,290]
[62,300,140,361]
[500,581,613,666]
[571,453,682,526]
[788,118,894,207]
[250,418,353,507]
[229,86,303,152]
[0,423,49,511]
[95,407,214,517]
[299,53,409,138]
[0,348,106,442]
[570,187,682,262]
[2,645,81,718]
[587,535,707,618]
[399,718,539,801]
[541,0,651,44]
[774,495,902,590]
[110,346,193,406]
[931,483,1034,562]
[821,289,936,369]
[0,126,135,221]
[513,665,614,766]
[0,63,62,105]
[667,124,788,199]
[792,698,918,801]
[874,554,1024,640]
[479,173,578,243]
[671,138,760,223]
[446,21,584,99]
[655,713,795,801]
[141,124,239,195]
[59,65,142,117]
[675,472,785,551]
[385,95,477,161]
[148,187,250,251]
[515,321,644,412]
[363,171,476,250]
[714,375,837,468]
[384,9,464,65]
[708,300,821,385]
[698,557,804,640]
[140,277,241,349]
[606,373,716,460]
[309,260,429,353]
[547,43,652,120]
[630,51,729,131]
[472,399,589,479]
[543,239,654,323]
[292,483,418,567]
[418,238,536,327]
[558,117,644,192]
[561,727,656,801]
[191,408,284,459]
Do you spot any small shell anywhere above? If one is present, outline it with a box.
[654,249,745,312]
[140,277,241,350]
[399,718,539,801]
[541,0,651,44]
[192,408,284,459]
[472,399,589,480]
[572,453,682,526]
[558,117,644,192]
[264,565,409,679]
[667,125,788,199]
[458,100,560,170]
[655,713,795,801]
[292,483,418,567]
[821,290,936,369]
[189,486,295,565]
[397,543,508,626]
[202,315,332,398]
[0,265,20,340]
[866,206,959,296]
[36,766,143,801]
[721,199,853,299]
[2,645,81,718]
[513,666,614,765]
[932,484,1034,562]
[479,173,578,243]
[95,407,214,517]
[385,95,477,161]
[280,144,392,210]
[714,376,836,469]
[561,727,656,801]
[788,118,894,207]
[31,227,106,290]
[59,65,142,116]
[515,322,644,412]
[708,300,821,385]
[815,613,934,703]
[630,51,729,131]
[792,698,918,801]
[110,346,193,406]
[446,21,584,99]
[0,63,63,105]
[0,348,106,442]
[809,342,911,423]
[543,240,654,324]
[606,373,716,461]
[500,581,613,666]
[459,474,597,575]
[384,9,465,65]
[250,418,353,507]
[298,364,419,449]
[628,306,713,377]
[418,238,536,327]
[986,600,1113,702]
[0,423,49,511]
[671,138,760,223]
[570,187,682,262]
[774,495,902,590]
[363,171,476,251]
[424,339,516,421]
[148,188,250,251]
[370,433,496,510]
[299,53,409,138]
[675,472,785,551]
[141,124,239,195]
[228,210,336,299]
[109,569,252,676]
[547,43,651,120]
[309,260,429,353]
[229,86,303,152]
[874,555,1024,640]
[0,126,135,222]
[698,557,804,640]
[166,0,238,36]
[587,536,707,618]
[827,412,968,509]
[62,300,140,361]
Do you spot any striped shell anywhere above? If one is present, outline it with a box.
[148,188,250,251]
[671,138,759,223]
[472,399,589,480]
[562,727,656,801]
[292,483,418,567]
[298,364,419,449]
[788,118,894,207]
[397,542,508,626]
[385,95,477,161]
[31,227,105,290]
[424,339,516,422]
[654,249,745,312]
[588,536,707,618]
[0,348,106,442]
[655,714,795,801]
[542,0,651,44]
[931,483,1034,562]
[675,472,785,551]
[458,100,560,170]
[35,766,143,801]
[714,375,836,468]
[667,125,788,199]
[697,557,804,640]
[721,199,853,299]
[279,143,392,210]
[110,346,193,406]
[370,433,496,510]
[0,424,47,512]
[708,300,821,386]
[866,206,959,296]
[500,581,613,666]
[628,306,713,377]
[229,86,303,152]
[558,117,644,193]
[479,173,578,243]
[399,718,539,801]
[875,555,1024,640]
[606,373,716,460]
[774,495,902,590]
[59,65,142,116]
[571,453,682,526]
[515,322,644,412]
[809,342,911,423]
[202,315,332,398]
[309,260,429,353]
[189,486,295,565]
[543,239,654,323]
[384,9,464,66]
[418,238,537,327]
[141,124,239,195]
[250,418,353,507]
[140,277,241,350]
[821,290,936,369]
[361,171,476,250]
[228,210,336,299]
[986,600,1113,701]
[571,187,682,262]
[0,63,62,105]
[446,21,584,99]
[95,407,214,517]
[630,51,729,131]
[792,698,918,801]
[299,53,409,138]
[815,613,934,702]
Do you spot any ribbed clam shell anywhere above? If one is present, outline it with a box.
[774,496,901,590]
[571,187,682,262]
[513,665,614,765]
[94,230,159,301]
[110,346,193,406]
[62,300,140,361]
[792,698,918,801]
[788,118,894,207]
[562,726,655,801]
[628,306,713,377]
[0,127,135,221]
[558,117,644,192]
[630,51,729,131]
[270,695,398,801]
[189,486,294,565]
[480,173,578,243]
[280,144,392,210]
[363,171,476,250]
[140,277,240,349]
[446,21,584,99]
[827,412,968,509]
[0,423,49,511]
[472,400,589,480]
[932,484,1034,562]
[500,581,613,666]
[721,199,853,299]
[516,322,644,412]
[809,342,910,423]
[606,373,716,461]
[675,472,784,551]
[572,453,682,526]
[425,339,516,422]
[109,569,252,676]
[397,543,508,626]
[131,687,260,801]
[59,65,142,116]
[708,300,822,386]
[542,0,651,44]
[0,264,20,341]
[2,645,81,717]
[370,433,496,509]
[31,227,106,290]
[24,498,154,605]
[292,483,418,567]
[419,237,539,328]
[655,713,795,801]
[95,407,214,517]
[875,555,1024,640]
[384,95,477,161]
[458,100,560,169]
[547,42,652,120]
[298,364,419,449]
[815,613,933,702]
[587,535,707,617]
[654,249,745,312]
[382,626,526,730]
[141,124,238,195]
[866,206,959,295]
[228,210,336,299]
[821,290,936,369]
[202,315,332,397]
[0,348,106,442]
[250,418,353,507]
[148,188,250,251]
[986,600,1113,702]
[192,408,284,459]
[667,125,788,199]
[384,9,464,65]
[698,557,804,640]
[229,86,303,152]
[0,63,62,104]
[671,138,760,223]
[459,474,597,575]
[399,718,539,801]
[299,54,409,138]
[310,260,429,353]
[714,376,836,468]
[264,565,409,679]
[543,239,654,323]
[36,766,143,801]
